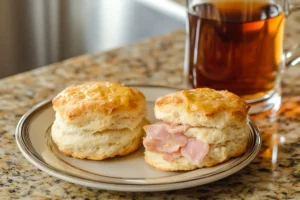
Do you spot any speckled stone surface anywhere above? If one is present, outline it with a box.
[1,5,300,200]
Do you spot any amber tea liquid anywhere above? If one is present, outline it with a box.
[187,1,285,99]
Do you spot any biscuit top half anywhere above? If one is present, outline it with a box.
[155,88,250,128]
[52,82,146,121]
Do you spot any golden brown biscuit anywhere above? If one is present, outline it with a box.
[51,81,147,160]
[143,88,250,171]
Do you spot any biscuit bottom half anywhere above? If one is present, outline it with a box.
[51,119,148,160]
[143,125,249,171]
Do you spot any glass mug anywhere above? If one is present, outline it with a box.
[184,0,300,113]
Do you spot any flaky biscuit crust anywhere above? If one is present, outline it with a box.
[52,119,148,160]
[52,82,146,123]
[155,88,250,128]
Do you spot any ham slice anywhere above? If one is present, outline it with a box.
[143,122,210,165]
[163,152,182,162]
[143,123,187,153]
[144,122,190,135]
[181,138,209,165]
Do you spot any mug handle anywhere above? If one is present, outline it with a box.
[285,44,300,67]
[285,1,300,68]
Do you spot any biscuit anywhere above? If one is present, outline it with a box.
[52,82,147,160]
[143,88,250,171]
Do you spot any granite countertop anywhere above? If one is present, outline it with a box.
[1,6,300,200]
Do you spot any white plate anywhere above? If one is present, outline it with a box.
[16,86,261,192]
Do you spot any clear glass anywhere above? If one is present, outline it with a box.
[185,0,300,114]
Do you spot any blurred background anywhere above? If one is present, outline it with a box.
[1,0,299,79]
[0,0,185,78]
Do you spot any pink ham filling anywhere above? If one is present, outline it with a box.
[143,122,209,165]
